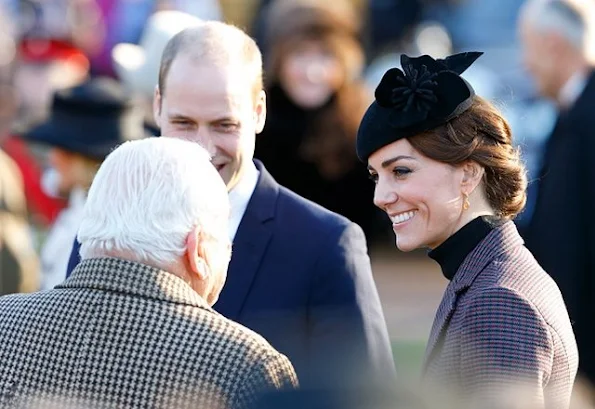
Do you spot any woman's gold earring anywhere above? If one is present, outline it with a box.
[462,192,470,211]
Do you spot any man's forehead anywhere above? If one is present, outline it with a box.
[168,55,248,85]
[164,96,243,116]
[162,83,248,118]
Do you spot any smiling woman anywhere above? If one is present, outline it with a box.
[358,52,578,409]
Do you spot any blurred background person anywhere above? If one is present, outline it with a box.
[5,39,88,228]
[254,0,385,242]
[0,149,39,295]
[0,3,40,295]
[23,77,149,290]
[519,0,595,386]
[1,2,92,229]
[111,10,203,135]
[14,38,90,130]
[87,0,222,77]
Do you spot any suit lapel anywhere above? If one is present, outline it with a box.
[214,161,278,320]
[422,285,459,370]
[422,222,524,371]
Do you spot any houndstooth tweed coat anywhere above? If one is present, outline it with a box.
[423,222,578,409]
[0,257,298,409]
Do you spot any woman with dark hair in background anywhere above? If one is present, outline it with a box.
[358,52,578,408]
[255,0,385,241]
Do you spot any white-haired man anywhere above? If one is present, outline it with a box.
[519,0,595,383]
[0,137,297,408]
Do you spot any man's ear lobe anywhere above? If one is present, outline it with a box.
[186,226,210,281]
[153,86,162,128]
[255,89,267,134]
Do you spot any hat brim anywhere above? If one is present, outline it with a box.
[24,119,153,161]
[24,121,114,160]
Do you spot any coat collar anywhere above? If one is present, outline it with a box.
[247,160,279,222]
[212,160,278,319]
[58,257,212,311]
[422,221,524,370]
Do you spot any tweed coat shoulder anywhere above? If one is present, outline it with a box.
[0,258,298,409]
[423,222,578,408]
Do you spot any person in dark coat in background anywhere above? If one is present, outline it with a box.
[519,0,595,385]
[254,0,385,242]
[358,51,577,408]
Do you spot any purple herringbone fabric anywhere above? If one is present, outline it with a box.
[423,222,578,409]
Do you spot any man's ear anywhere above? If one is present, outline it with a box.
[461,160,484,193]
[186,225,210,281]
[153,86,162,129]
[254,89,267,134]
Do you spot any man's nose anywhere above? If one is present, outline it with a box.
[193,128,216,157]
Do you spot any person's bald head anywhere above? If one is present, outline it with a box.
[157,21,264,102]
[519,0,592,100]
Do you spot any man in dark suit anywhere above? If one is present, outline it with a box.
[67,20,395,389]
[519,0,595,384]
[0,137,297,408]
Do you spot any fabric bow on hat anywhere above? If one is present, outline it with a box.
[374,52,483,129]
[356,51,484,162]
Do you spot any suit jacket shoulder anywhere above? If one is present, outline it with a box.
[224,162,395,388]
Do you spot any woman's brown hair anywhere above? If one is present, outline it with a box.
[409,96,528,220]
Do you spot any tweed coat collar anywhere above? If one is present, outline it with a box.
[57,257,213,311]
[423,221,524,369]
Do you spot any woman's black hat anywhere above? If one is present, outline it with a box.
[356,51,483,162]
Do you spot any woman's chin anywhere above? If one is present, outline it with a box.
[395,236,419,252]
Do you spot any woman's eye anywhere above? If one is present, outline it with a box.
[393,167,412,178]
[368,173,378,184]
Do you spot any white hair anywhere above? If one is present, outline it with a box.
[522,0,590,50]
[77,137,230,266]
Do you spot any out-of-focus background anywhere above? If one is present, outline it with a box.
[0,0,589,378]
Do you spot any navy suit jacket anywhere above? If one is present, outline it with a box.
[66,160,395,388]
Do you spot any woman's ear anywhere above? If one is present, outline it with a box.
[461,160,485,193]
[186,225,210,281]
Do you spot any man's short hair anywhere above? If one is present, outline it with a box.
[158,21,264,101]
[522,0,590,50]
[78,137,230,267]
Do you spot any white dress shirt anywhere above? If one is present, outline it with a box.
[40,187,87,290]
[227,162,260,241]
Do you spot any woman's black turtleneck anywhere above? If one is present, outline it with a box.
[428,216,499,281]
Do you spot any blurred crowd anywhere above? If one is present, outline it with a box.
[2,0,595,408]
[0,0,557,291]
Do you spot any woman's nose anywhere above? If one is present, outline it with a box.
[373,181,398,210]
